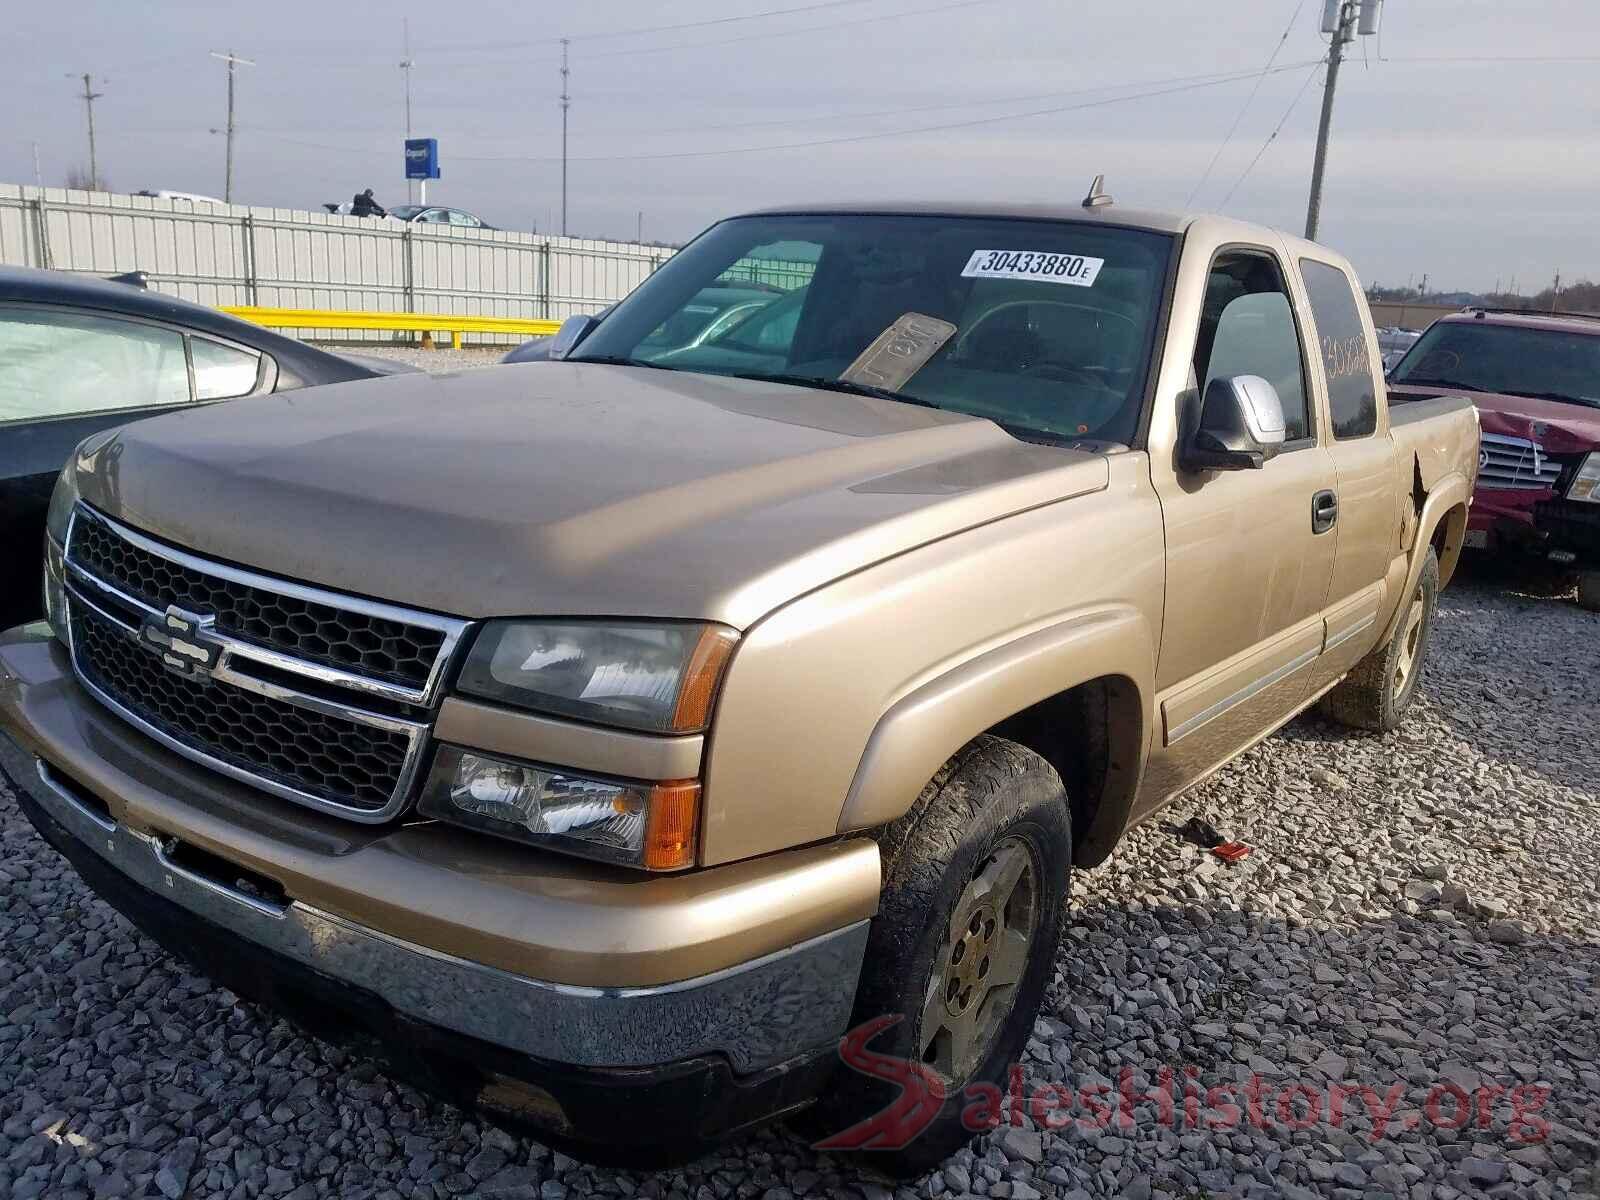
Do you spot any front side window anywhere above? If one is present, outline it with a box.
[191,336,262,400]
[1390,320,1600,411]
[0,306,189,423]
[572,214,1174,445]
[1300,258,1377,438]
[1193,251,1312,444]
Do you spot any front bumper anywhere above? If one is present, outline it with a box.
[0,626,877,1156]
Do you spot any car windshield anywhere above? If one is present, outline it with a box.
[1390,320,1600,409]
[570,213,1174,444]
[389,205,423,220]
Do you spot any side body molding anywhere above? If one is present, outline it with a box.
[837,605,1154,856]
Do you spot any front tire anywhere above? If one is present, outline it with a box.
[791,736,1071,1176]
[1321,547,1440,732]
[1578,569,1600,613]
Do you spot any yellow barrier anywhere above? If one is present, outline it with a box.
[221,306,562,350]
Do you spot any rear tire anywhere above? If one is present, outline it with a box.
[1579,570,1600,613]
[1321,548,1440,732]
[789,736,1071,1177]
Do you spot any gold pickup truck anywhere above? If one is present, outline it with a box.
[0,198,1478,1173]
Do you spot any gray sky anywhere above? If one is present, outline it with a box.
[5,0,1596,293]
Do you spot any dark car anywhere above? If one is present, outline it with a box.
[1387,307,1600,609]
[0,267,402,628]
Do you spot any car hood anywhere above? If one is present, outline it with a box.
[72,363,1107,627]
[1389,384,1600,452]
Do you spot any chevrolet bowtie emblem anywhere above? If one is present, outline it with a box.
[140,605,224,679]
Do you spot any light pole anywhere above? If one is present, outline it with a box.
[210,51,255,203]
[401,19,416,204]
[560,38,570,237]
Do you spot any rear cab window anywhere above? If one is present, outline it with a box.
[1299,258,1379,439]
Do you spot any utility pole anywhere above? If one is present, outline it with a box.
[69,73,104,190]
[210,51,254,203]
[31,141,42,189]
[400,19,415,204]
[560,38,570,237]
[1306,0,1382,241]
[1551,271,1562,313]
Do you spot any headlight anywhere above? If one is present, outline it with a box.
[1568,452,1600,503]
[457,621,738,734]
[418,746,699,869]
[42,467,80,647]
[42,537,68,647]
[45,464,81,546]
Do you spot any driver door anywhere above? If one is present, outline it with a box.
[1138,243,1338,813]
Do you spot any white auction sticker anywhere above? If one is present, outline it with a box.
[961,249,1105,287]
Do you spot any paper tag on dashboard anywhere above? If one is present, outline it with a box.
[961,249,1104,287]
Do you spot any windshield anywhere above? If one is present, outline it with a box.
[571,214,1174,444]
[389,205,423,220]
[1391,320,1600,409]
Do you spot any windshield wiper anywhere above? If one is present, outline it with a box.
[729,372,940,409]
[572,354,678,371]
[1392,376,1486,392]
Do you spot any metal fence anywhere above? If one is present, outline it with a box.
[0,185,678,343]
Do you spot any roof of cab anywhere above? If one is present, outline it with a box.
[736,200,1193,235]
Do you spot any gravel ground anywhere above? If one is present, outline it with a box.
[2,567,1597,1200]
[355,345,510,373]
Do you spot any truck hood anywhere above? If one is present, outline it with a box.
[74,363,1107,628]
[1389,383,1600,452]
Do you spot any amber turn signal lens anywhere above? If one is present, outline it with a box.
[643,780,701,870]
[669,627,739,732]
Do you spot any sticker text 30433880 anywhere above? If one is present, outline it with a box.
[961,249,1105,287]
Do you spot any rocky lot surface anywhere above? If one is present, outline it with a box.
[2,569,1597,1200]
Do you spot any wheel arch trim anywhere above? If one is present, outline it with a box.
[835,604,1154,864]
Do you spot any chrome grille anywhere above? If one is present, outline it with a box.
[1478,432,1562,491]
[62,505,469,821]
[71,506,446,693]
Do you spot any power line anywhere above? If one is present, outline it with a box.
[1186,0,1308,207]
[628,62,1323,138]
[390,0,887,57]
[1377,53,1600,63]
[565,0,989,61]
[250,60,1321,167]
[1220,59,1324,209]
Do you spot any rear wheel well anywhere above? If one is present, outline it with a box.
[1430,502,1468,588]
[986,675,1142,867]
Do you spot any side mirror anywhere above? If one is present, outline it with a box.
[1182,375,1287,471]
[548,313,600,361]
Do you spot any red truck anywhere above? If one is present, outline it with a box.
[1387,307,1600,609]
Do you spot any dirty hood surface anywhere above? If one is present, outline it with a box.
[73,363,1107,628]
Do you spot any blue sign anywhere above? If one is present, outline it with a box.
[404,138,440,181]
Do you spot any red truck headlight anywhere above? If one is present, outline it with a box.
[1568,452,1600,503]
